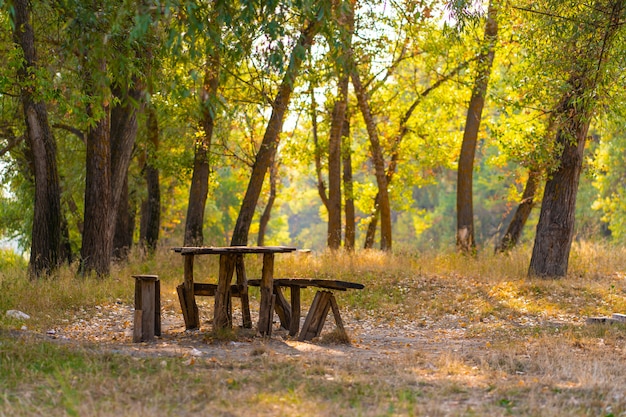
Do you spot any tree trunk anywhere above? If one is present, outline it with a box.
[257,156,278,246]
[529,1,625,277]
[327,76,348,249]
[12,0,63,277]
[231,16,324,246]
[529,104,589,276]
[80,97,112,276]
[456,0,498,253]
[113,177,135,260]
[184,44,220,246]
[362,60,472,248]
[342,115,355,251]
[110,84,142,259]
[140,105,161,253]
[311,85,329,209]
[495,168,541,253]
[350,68,392,251]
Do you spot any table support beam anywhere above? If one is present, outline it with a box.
[183,254,199,330]
[258,253,275,335]
[214,253,237,330]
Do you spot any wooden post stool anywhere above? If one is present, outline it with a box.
[132,274,161,342]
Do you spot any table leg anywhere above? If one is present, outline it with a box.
[214,253,237,330]
[235,254,252,328]
[258,253,275,336]
[183,254,199,330]
[289,285,301,337]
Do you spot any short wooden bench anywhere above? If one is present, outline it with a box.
[247,278,364,341]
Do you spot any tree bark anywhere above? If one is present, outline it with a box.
[80,94,112,276]
[140,105,161,253]
[110,83,142,259]
[311,85,329,209]
[529,1,625,277]
[257,155,278,246]
[342,115,355,251]
[495,168,541,253]
[231,16,324,246]
[456,0,498,253]
[327,76,348,249]
[184,60,219,246]
[113,176,135,260]
[12,0,63,277]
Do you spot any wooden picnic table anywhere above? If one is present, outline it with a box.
[172,246,297,335]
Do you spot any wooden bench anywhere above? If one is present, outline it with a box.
[247,278,364,341]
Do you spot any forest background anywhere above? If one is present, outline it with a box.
[1,0,625,278]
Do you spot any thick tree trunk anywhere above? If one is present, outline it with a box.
[80,99,112,276]
[110,84,142,259]
[257,156,277,246]
[529,1,625,277]
[342,116,355,251]
[231,17,324,246]
[351,69,392,251]
[140,106,160,253]
[456,0,498,253]
[495,168,541,253]
[12,0,63,277]
[529,114,588,276]
[184,57,219,246]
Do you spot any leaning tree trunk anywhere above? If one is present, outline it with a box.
[528,0,625,277]
[257,155,278,246]
[456,0,498,253]
[12,0,63,277]
[231,16,324,246]
[495,168,541,254]
[363,60,473,248]
[350,67,392,251]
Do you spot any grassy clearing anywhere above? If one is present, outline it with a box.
[2,242,626,416]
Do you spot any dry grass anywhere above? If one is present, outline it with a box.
[2,242,626,416]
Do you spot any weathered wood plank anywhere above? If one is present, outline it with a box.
[214,253,237,330]
[183,254,199,330]
[273,286,292,330]
[299,291,332,341]
[258,253,275,335]
[289,286,301,337]
[155,279,161,337]
[247,278,364,291]
[176,284,189,329]
[329,293,345,334]
[140,279,156,341]
[175,246,297,255]
[133,310,143,343]
[236,254,252,329]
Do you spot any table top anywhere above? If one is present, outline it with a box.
[172,246,298,255]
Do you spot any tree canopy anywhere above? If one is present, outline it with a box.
[1,0,625,278]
